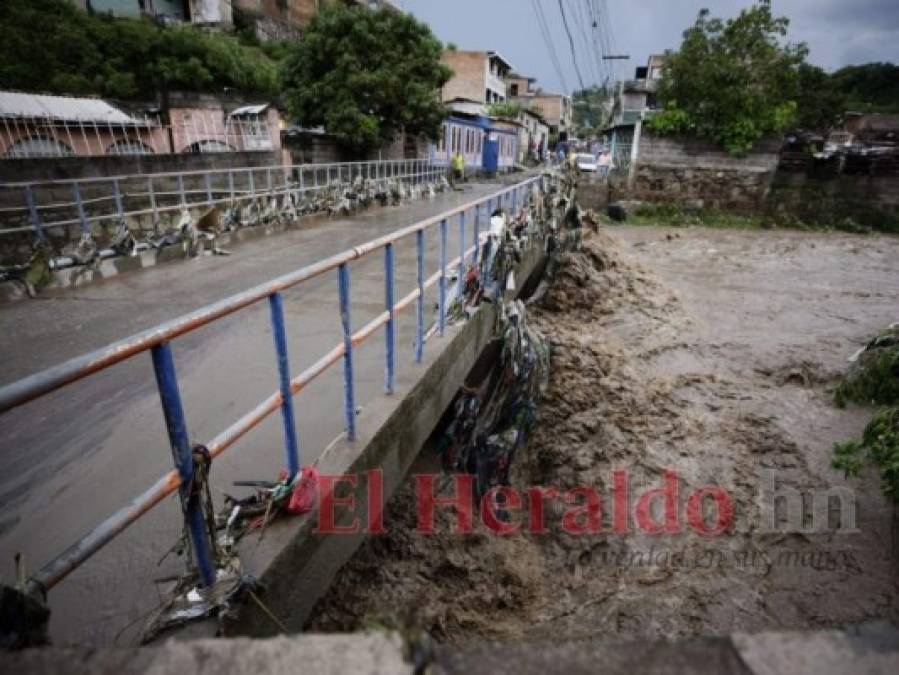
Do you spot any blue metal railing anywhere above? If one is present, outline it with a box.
[0,158,445,238]
[0,173,544,597]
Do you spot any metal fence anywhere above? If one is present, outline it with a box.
[0,113,277,158]
[0,158,444,240]
[0,173,545,598]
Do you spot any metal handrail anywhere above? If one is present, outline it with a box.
[0,173,544,596]
[0,158,443,238]
[0,158,431,188]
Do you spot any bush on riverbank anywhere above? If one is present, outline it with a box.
[833,326,899,503]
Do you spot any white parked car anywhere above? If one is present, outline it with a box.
[575,153,598,172]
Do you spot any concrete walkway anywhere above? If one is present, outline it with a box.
[0,179,515,645]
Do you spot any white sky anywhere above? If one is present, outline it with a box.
[395,0,899,94]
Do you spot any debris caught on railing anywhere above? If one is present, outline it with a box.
[439,299,550,499]
[437,166,583,499]
[142,455,321,641]
[2,163,451,296]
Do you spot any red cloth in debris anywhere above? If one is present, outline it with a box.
[286,466,320,514]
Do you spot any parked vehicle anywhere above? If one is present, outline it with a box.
[575,153,598,172]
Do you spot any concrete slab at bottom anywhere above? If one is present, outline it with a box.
[433,637,751,675]
[733,623,899,675]
[1,633,411,675]
[3,626,898,674]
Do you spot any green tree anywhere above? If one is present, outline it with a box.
[795,63,847,131]
[281,2,451,152]
[831,63,899,113]
[573,85,612,135]
[0,0,279,100]
[647,0,807,155]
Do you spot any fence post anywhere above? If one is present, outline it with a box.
[176,175,186,207]
[24,185,45,242]
[268,292,301,478]
[147,177,157,216]
[458,211,466,294]
[113,179,125,218]
[72,182,89,235]
[473,203,480,264]
[204,173,213,204]
[150,342,216,587]
[338,263,356,442]
[384,243,396,395]
[415,229,425,363]
[438,218,447,336]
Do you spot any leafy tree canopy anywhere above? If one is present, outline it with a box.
[573,85,612,137]
[281,2,451,152]
[647,0,807,155]
[795,63,847,131]
[0,0,280,100]
[831,63,899,114]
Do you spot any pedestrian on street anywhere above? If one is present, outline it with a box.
[451,150,465,189]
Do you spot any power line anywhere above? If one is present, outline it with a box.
[557,0,587,92]
[531,0,569,94]
[569,0,601,88]
[598,0,619,81]
[586,0,611,86]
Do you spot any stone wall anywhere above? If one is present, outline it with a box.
[766,170,899,231]
[0,150,282,184]
[629,132,781,211]
[621,131,898,230]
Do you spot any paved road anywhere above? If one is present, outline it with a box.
[0,178,519,645]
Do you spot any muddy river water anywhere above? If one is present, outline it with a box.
[309,224,899,641]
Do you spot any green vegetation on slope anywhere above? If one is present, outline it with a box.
[833,326,899,503]
[0,0,281,100]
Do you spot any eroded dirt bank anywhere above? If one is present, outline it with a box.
[307,225,899,642]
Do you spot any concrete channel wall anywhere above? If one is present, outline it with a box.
[222,242,546,639]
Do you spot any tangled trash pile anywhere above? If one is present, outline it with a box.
[0,173,451,297]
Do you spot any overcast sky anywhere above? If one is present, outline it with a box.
[395,0,899,95]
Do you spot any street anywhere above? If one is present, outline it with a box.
[0,179,513,645]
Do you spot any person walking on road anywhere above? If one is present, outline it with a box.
[450,150,465,190]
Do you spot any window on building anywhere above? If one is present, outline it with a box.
[185,139,235,154]
[5,136,75,158]
[511,83,519,96]
[106,139,154,156]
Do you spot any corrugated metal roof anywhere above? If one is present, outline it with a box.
[0,91,144,124]
[229,104,269,116]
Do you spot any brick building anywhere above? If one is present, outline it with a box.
[504,72,572,140]
[440,51,514,105]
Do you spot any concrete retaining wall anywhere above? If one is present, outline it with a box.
[630,133,781,211]
[0,151,282,184]
[225,242,547,638]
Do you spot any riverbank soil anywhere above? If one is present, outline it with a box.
[307,224,899,642]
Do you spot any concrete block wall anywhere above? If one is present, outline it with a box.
[0,151,281,185]
[630,132,781,210]
[636,133,782,172]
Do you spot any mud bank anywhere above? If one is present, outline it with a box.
[306,226,899,642]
